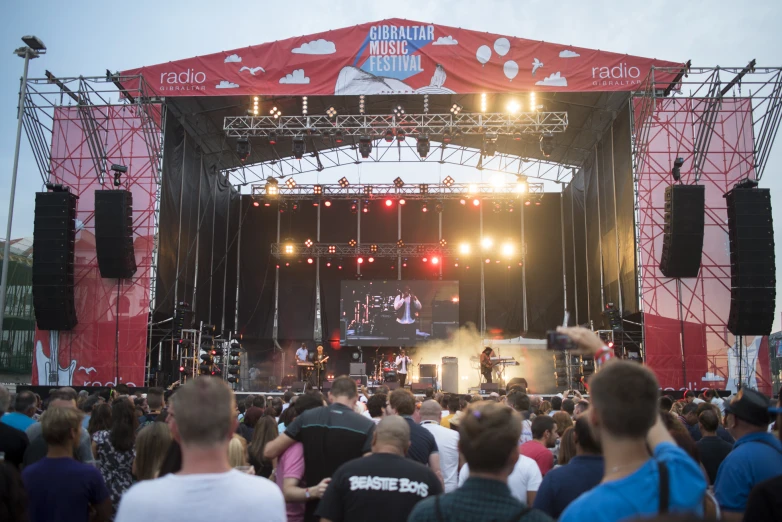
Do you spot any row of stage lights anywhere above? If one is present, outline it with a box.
[275,258,525,271]
[252,195,543,210]
[281,237,519,258]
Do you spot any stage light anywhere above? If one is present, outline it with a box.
[507,201,515,212]
[236,138,250,162]
[507,100,520,114]
[459,243,471,255]
[328,245,336,254]
[304,239,313,248]
[384,128,394,142]
[443,128,452,143]
[302,96,308,116]
[515,175,528,193]
[358,257,364,264]
[501,242,515,257]
[268,132,278,145]
[359,94,365,114]
[264,201,271,207]
[530,91,537,112]
[396,128,406,141]
[493,201,502,213]
[291,201,300,213]
[485,258,491,264]
[535,198,542,206]
[358,136,373,158]
[349,239,357,247]
[385,199,393,207]
[399,199,406,205]
[292,136,306,159]
[397,239,405,248]
[672,157,684,181]
[334,130,344,144]
[362,200,369,213]
[284,243,294,255]
[265,177,279,196]
[608,341,614,348]
[514,130,522,141]
[540,133,554,157]
[350,201,357,214]
[424,94,429,114]
[286,178,297,189]
[393,104,405,117]
[525,199,532,206]
[419,184,429,195]
[431,256,440,265]
[307,258,314,264]
[484,133,498,156]
[313,184,323,195]
[338,177,350,188]
[422,257,428,263]
[460,199,466,205]
[473,199,480,207]
[394,177,405,188]
[468,183,477,194]
[270,106,282,119]
[364,186,373,197]
[434,202,443,213]
[326,262,332,267]
[338,265,343,270]
[370,244,378,253]
[416,136,430,158]
[450,103,463,115]
[279,201,288,213]
[481,237,493,250]
[252,199,260,207]
[490,173,505,188]
[440,238,447,247]
[443,176,455,187]
[417,245,426,253]
[326,106,338,118]
[480,93,487,113]
[421,201,429,213]
[368,257,375,263]
[324,200,332,207]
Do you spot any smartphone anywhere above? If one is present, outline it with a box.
[546,330,576,351]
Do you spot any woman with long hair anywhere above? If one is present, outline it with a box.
[92,398,138,515]
[248,416,278,478]
[557,426,577,467]
[228,434,249,468]
[87,402,112,437]
[132,422,172,481]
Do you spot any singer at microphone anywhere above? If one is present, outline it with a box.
[395,348,412,388]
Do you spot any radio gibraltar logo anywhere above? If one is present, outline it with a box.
[591,63,642,86]
[159,68,207,91]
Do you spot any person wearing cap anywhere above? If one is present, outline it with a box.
[743,394,782,521]
[713,388,782,520]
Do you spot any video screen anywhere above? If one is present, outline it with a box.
[340,280,459,346]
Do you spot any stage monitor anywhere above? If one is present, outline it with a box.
[340,280,459,346]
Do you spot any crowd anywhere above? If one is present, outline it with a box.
[0,326,780,522]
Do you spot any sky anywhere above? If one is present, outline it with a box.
[1,0,780,331]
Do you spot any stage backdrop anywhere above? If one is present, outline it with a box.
[32,107,157,387]
[635,97,772,394]
[121,18,681,96]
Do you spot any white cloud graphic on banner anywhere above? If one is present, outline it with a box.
[536,72,568,87]
[279,69,310,84]
[292,39,336,54]
[216,80,240,89]
[433,36,458,46]
[240,66,265,75]
[559,50,580,58]
[224,54,242,63]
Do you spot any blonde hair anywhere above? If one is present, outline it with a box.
[170,377,235,447]
[134,422,172,481]
[228,434,248,468]
[41,406,83,446]
[552,411,574,436]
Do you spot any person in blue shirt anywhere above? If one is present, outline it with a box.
[533,415,604,518]
[1,391,37,432]
[295,343,310,381]
[556,327,706,522]
[713,387,782,521]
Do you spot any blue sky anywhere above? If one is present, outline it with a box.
[1,0,781,330]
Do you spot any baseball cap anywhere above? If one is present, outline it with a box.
[723,388,772,426]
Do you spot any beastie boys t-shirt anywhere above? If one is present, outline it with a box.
[315,452,442,522]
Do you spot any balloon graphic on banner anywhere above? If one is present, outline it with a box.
[476,45,492,66]
[503,60,519,81]
[494,38,511,57]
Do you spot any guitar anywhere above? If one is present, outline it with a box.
[35,331,76,386]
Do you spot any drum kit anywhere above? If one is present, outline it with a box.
[347,292,397,338]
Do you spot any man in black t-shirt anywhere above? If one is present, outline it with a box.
[316,415,442,522]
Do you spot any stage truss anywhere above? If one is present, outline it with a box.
[249,182,545,200]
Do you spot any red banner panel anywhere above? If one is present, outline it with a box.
[121,19,681,96]
[32,107,157,387]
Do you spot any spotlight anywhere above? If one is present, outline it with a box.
[252,198,260,208]
[328,245,336,254]
[493,201,502,213]
[236,138,251,162]
[385,199,393,207]
[507,201,515,212]
[423,257,428,263]
[481,237,493,250]
[540,133,554,157]
[394,177,405,188]
[421,201,429,213]
[291,201,300,213]
[270,106,282,119]
[370,244,378,253]
[334,130,344,144]
[460,199,466,205]
[359,94,365,114]
[302,96,308,116]
[348,239,357,247]
[513,130,522,141]
[396,128,406,141]
[468,183,477,194]
[384,129,394,142]
[326,262,332,267]
[434,202,443,213]
[399,199,406,205]
[364,186,373,197]
[358,257,364,264]
[484,133,498,156]
[473,199,480,207]
[313,184,323,195]
[338,177,350,188]
[268,132,278,145]
[480,93,487,113]
[307,258,314,264]
[507,100,521,114]
[672,157,684,181]
[419,184,429,195]
[443,176,455,187]
[423,94,429,114]
[392,104,405,117]
[362,200,370,213]
[459,243,471,255]
[326,106,338,119]
[501,242,515,257]
[416,135,430,158]
[525,199,532,206]
[535,199,541,206]
[350,201,358,214]
[515,175,528,194]
[292,137,305,159]
[450,103,463,115]
[439,238,447,247]
[530,91,537,112]
[324,200,332,207]
[368,257,375,263]
[443,128,452,143]
[265,177,279,196]
[431,256,439,265]
[358,136,373,158]
[284,243,295,255]
[397,239,405,248]
[285,178,297,189]
[304,239,313,248]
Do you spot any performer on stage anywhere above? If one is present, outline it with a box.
[313,345,329,389]
[394,285,421,340]
[480,347,496,384]
[295,342,309,381]
[395,348,412,388]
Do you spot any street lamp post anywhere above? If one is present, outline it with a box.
[0,36,46,343]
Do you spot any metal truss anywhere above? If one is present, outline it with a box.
[250,182,545,200]
[224,111,569,138]
[273,242,460,258]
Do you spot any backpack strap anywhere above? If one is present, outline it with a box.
[658,461,670,514]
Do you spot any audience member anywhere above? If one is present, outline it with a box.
[561,398,575,418]
[659,396,674,413]
[409,401,552,522]
[508,391,533,443]
[556,426,576,466]
[386,389,441,478]
[133,422,171,481]
[696,408,732,485]
[0,385,28,469]
[520,415,558,476]
[282,390,295,412]
[439,394,459,428]
[228,434,249,468]
[695,402,733,443]
[265,376,375,522]
[137,387,164,431]
[679,402,701,441]
[549,396,562,416]
[0,461,27,522]
[534,416,604,519]
[538,400,552,416]
[458,449,543,506]
[22,405,111,522]
[278,404,297,433]
[418,400,459,492]
[116,377,285,522]
[316,416,442,522]
[743,395,782,522]
[25,389,94,466]
[248,416,277,477]
[554,326,705,522]
[713,388,782,520]
[88,402,112,437]
[92,397,137,513]
[365,393,387,425]
[80,394,102,429]
[1,391,36,432]
[573,400,590,418]
[237,406,263,443]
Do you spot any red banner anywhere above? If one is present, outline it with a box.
[122,19,682,97]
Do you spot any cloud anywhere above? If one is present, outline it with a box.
[279,69,310,84]
[536,72,568,87]
[215,80,239,89]
[224,54,242,63]
[433,35,458,46]
[292,39,336,55]
[559,50,580,58]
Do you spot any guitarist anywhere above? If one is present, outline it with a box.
[480,347,496,384]
[313,345,330,390]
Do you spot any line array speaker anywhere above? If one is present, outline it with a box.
[32,191,78,330]
[95,190,136,279]
[726,187,775,335]
[659,185,705,278]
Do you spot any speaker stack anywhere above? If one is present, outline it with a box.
[659,185,705,278]
[32,191,78,330]
[726,187,775,335]
[94,190,136,279]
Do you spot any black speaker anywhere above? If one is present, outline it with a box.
[419,364,437,379]
[95,190,136,279]
[726,188,775,335]
[411,382,433,392]
[659,185,705,278]
[32,191,78,330]
[290,381,307,393]
[480,383,499,393]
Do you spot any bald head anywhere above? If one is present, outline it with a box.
[419,400,442,421]
[373,416,410,454]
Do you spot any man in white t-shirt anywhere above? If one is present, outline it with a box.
[395,348,412,388]
[115,377,285,522]
[419,400,460,492]
[458,452,543,506]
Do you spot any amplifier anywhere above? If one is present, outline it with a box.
[350,374,368,386]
